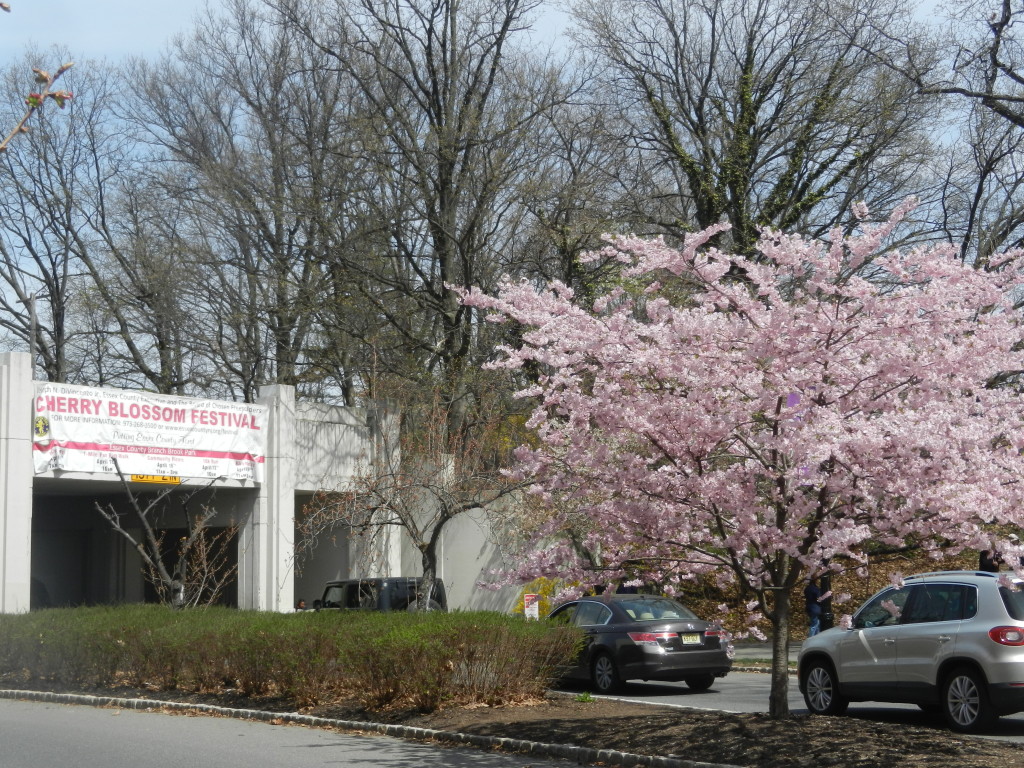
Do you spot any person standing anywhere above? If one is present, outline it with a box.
[979,547,1002,573]
[804,576,823,637]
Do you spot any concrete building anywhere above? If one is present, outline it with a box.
[0,351,516,614]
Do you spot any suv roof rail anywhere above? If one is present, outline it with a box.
[904,570,999,581]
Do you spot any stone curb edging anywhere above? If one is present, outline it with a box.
[731,666,798,675]
[1,688,743,768]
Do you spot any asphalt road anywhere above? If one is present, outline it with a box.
[0,698,571,768]
[573,670,1024,744]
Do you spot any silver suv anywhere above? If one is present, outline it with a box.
[798,571,1024,732]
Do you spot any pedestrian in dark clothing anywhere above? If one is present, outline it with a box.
[979,549,1002,573]
[805,577,823,637]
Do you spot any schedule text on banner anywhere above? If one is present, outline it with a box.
[32,383,268,482]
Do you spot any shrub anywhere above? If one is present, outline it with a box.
[0,606,580,713]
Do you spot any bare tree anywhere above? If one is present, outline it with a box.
[915,0,1024,130]
[514,97,641,302]
[932,106,1024,266]
[569,0,936,253]
[0,51,199,391]
[298,378,529,608]
[95,464,237,608]
[0,52,96,382]
[273,0,574,429]
[127,0,368,401]
[66,164,210,393]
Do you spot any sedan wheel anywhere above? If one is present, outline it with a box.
[684,674,715,691]
[590,652,622,693]
[943,668,995,733]
[802,660,849,716]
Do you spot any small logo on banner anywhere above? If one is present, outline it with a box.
[33,415,50,442]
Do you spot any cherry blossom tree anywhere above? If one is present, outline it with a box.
[462,201,1024,717]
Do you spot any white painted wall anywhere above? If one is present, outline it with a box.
[439,506,521,613]
[0,353,33,613]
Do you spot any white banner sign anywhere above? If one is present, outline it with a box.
[524,593,540,620]
[33,383,267,482]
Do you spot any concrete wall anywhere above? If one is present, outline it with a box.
[294,402,374,489]
[438,507,520,613]
[292,505,521,612]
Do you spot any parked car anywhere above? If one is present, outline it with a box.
[315,577,447,612]
[548,593,732,693]
[799,570,1024,732]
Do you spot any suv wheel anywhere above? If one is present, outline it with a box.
[942,667,996,733]
[591,652,623,693]
[803,659,849,716]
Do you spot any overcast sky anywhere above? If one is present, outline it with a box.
[0,0,212,63]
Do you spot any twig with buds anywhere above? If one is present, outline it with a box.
[0,61,74,153]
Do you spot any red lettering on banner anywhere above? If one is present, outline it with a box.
[190,409,261,430]
[36,395,110,418]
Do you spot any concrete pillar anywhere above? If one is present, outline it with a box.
[372,401,403,577]
[238,384,296,611]
[0,352,33,613]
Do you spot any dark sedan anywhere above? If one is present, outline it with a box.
[549,594,732,693]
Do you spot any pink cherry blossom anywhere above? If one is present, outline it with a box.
[461,202,1024,716]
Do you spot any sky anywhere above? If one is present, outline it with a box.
[0,0,570,66]
[0,0,577,66]
[0,0,945,68]
[0,0,212,63]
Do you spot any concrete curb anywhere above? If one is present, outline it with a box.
[1,688,745,768]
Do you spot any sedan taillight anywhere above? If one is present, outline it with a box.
[989,626,1024,646]
[628,631,675,647]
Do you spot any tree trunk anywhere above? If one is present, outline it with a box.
[418,542,439,611]
[768,588,792,718]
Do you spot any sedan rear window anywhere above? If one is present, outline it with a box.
[617,598,698,621]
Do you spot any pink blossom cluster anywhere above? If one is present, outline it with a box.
[462,204,1024,628]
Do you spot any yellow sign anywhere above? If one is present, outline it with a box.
[130,475,182,485]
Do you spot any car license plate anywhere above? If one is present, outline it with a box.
[680,633,701,645]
